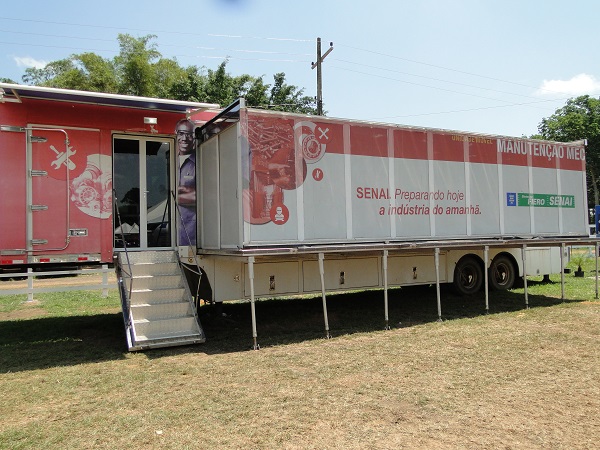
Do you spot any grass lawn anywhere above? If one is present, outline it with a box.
[1,256,599,449]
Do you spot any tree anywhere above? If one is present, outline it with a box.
[537,95,600,210]
[203,61,234,106]
[13,34,318,114]
[166,65,207,102]
[113,34,161,97]
[23,58,77,86]
[266,72,318,114]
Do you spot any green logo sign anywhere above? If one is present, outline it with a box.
[516,193,575,208]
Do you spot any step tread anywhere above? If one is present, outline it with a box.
[131,301,190,308]
[130,262,178,266]
[134,332,204,343]
[133,315,196,324]
[128,273,181,278]
[130,287,185,293]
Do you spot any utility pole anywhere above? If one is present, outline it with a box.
[311,37,334,116]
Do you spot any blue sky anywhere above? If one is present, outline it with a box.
[1,0,599,138]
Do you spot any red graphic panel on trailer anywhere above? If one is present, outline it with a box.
[235,112,587,246]
[244,112,344,227]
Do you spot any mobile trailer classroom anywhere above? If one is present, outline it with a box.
[195,99,592,346]
[0,83,593,350]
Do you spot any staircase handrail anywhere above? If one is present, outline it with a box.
[171,190,205,304]
[113,189,134,312]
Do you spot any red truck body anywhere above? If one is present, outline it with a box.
[0,83,217,269]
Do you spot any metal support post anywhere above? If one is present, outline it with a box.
[522,244,529,309]
[561,243,565,301]
[27,268,34,302]
[596,242,600,300]
[102,264,109,298]
[435,248,442,322]
[318,252,331,339]
[383,250,390,330]
[484,246,489,314]
[248,257,259,350]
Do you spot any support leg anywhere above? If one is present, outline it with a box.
[522,244,529,309]
[484,246,489,314]
[435,248,442,322]
[318,252,331,339]
[248,256,259,350]
[383,250,390,330]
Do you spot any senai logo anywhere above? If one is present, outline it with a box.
[507,192,575,208]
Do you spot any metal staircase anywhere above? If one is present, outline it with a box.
[116,250,205,351]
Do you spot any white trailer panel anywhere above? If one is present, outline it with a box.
[198,105,588,250]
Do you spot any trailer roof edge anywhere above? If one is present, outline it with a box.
[0,83,220,113]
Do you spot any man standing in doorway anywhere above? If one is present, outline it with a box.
[176,119,196,246]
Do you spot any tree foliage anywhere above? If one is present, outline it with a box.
[537,95,600,210]
[17,34,317,114]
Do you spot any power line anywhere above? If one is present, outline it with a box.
[337,43,544,92]
[0,41,309,64]
[0,15,578,118]
[371,97,569,121]
[331,58,542,101]
[0,29,313,57]
[0,16,312,42]
[0,16,564,99]
[328,64,531,105]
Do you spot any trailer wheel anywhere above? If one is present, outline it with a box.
[453,256,483,295]
[489,255,516,291]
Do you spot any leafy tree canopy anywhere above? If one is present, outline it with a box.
[537,95,600,210]
[17,34,317,114]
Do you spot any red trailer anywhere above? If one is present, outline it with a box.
[0,83,218,271]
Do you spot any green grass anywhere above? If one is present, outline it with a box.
[0,290,120,316]
[1,258,599,449]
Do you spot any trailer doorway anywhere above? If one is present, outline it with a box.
[113,135,175,250]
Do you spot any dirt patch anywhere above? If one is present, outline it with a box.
[0,274,106,291]
[0,301,47,321]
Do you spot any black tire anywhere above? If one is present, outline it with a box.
[453,256,483,295]
[489,255,516,291]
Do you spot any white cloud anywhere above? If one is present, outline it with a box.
[13,56,48,69]
[535,73,600,96]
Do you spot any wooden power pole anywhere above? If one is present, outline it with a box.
[311,37,334,116]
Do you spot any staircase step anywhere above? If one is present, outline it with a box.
[130,262,180,277]
[123,274,183,290]
[129,335,205,350]
[133,317,201,341]
[129,287,187,305]
[124,251,178,265]
[131,302,193,321]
